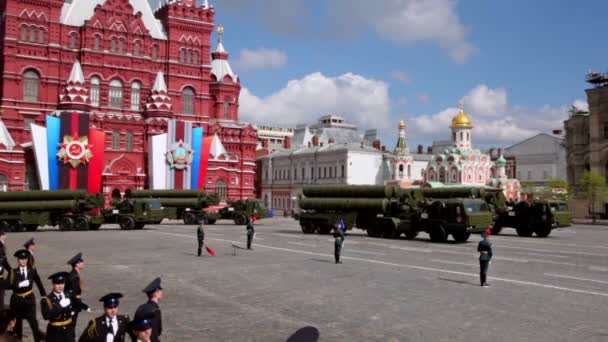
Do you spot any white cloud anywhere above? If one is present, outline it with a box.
[239,72,391,131]
[391,71,413,85]
[234,48,288,71]
[407,85,571,146]
[572,99,589,112]
[327,0,477,63]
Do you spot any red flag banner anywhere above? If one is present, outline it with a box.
[87,128,105,194]
[205,245,216,256]
[197,136,213,189]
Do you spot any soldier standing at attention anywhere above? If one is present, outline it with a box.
[66,252,89,328]
[333,225,345,264]
[23,238,36,269]
[41,272,83,342]
[197,222,205,257]
[0,230,11,310]
[134,278,163,342]
[8,249,45,342]
[478,231,493,287]
[246,217,255,250]
[79,293,129,342]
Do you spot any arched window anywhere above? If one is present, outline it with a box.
[38,29,45,44]
[466,132,469,141]
[186,49,192,64]
[180,49,185,63]
[126,132,134,152]
[341,164,345,178]
[112,131,120,150]
[133,41,141,56]
[131,82,141,110]
[69,33,78,48]
[151,45,158,60]
[23,70,40,102]
[94,35,101,50]
[90,77,101,107]
[111,37,117,52]
[111,189,121,200]
[0,174,7,192]
[109,79,123,108]
[20,26,27,41]
[182,87,195,114]
[223,100,229,119]
[193,50,199,64]
[439,167,447,183]
[407,165,411,177]
[460,132,463,141]
[398,164,404,177]
[215,180,227,201]
[118,39,125,53]
[30,28,37,43]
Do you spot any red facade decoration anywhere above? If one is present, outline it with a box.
[0,0,257,200]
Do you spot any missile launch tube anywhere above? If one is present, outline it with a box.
[299,198,388,211]
[302,185,400,198]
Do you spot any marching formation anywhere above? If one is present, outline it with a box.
[0,231,163,342]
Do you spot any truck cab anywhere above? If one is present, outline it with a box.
[422,198,493,243]
[548,200,572,228]
[106,198,172,230]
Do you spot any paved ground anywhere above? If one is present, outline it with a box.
[4,218,608,341]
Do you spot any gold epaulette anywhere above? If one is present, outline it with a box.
[87,319,97,337]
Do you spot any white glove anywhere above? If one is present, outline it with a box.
[18,280,30,288]
[86,308,91,312]
[59,298,71,308]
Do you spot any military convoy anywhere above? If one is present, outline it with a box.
[126,189,219,225]
[297,185,571,242]
[205,199,269,225]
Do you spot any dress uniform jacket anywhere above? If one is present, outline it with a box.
[78,314,130,342]
[41,291,81,342]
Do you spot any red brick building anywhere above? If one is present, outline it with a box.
[0,0,257,200]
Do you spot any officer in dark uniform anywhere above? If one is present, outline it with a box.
[8,249,45,342]
[333,225,345,264]
[23,238,36,268]
[246,217,255,250]
[477,231,493,287]
[134,278,163,342]
[66,252,89,327]
[41,271,85,342]
[79,293,129,342]
[129,316,153,342]
[0,230,11,310]
[197,222,205,257]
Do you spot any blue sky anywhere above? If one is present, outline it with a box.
[155,0,604,148]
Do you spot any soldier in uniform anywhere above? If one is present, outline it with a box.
[66,252,89,327]
[7,249,45,342]
[78,293,129,342]
[0,230,11,310]
[197,222,205,257]
[23,238,36,269]
[246,217,255,250]
[129,317,153,342]
[134,278,163,342]
[41,271,86,342]
[477,231,493,287]
[333,225,345,264]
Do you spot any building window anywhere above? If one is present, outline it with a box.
[112,131,120,150]
[182,87,195,114]
[30,28,37,43]
[21,26,27,41]
[318,167,321,179]
[466,132,469,141]
[311,167,314,179]
[38,29,45,44]
[294,168,297,180]
[324,167,327,178]
[94,35,101,50]
[0,174,7,192]
[543,170,548,180]
[517,171,521,179]
[223,101,230,119]
[215,180,227,201]
[109,79,123,108]
[126,132,133,152]
[131,82,141,110]
[90,77,101,107]
[193,50,199,64]
[341,165,345,178]
[134,41,141,56]
[527,170,532,180]
[180,49,185,63]
[23,118,34,130]
[186,50,192,64]
[408,165,411,177]
[302,167,305,180]
[460,132,463,141]
[69,33,77,48]
[119,39,125,53]
[111,38,117,52]
[23,70,40,102]
[151,45,158,60]
[604,123,608,139]
[399,164,404,177]
[329,167,332,178]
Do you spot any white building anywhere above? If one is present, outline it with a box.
[505,133,567,185]
[255,125,294,150]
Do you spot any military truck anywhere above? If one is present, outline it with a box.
[127,189,219,225]
[492,199,572,237]
[418,198,494,242]
[205,199,269,225]
[102,198,176,230]
[0,190,105,232]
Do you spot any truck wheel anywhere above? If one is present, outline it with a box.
[366,225,382,238]
[196,213,208,224]
[135,223,145,230]
[404,231,418,240]
[516,226,533,237]
[234,214,247,226]
[301,221,315,234]
[183,212,197,225]
[317,225,331,235]
[74,216,90,231]
[11,220,24,233]
[429,224,448,243]
[59,217,75,231]
[89,224,101,231]
[381,221,398,239]
[534,224,552,237]
[0,221,9,231]
[25,224,38,232]
[119,216,136,230]
[452,231,471,243]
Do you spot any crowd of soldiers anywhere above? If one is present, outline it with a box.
[0,230,163,342]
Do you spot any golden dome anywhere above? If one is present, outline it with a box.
[399,120,406,129]
[451,104,473,128]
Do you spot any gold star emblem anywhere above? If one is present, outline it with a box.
[57,133,93,168]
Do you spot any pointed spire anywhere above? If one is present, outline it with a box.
[145,71,173,119]
[394,119,409,156]
[202,0,210,9]
[59,60,90,111]
[0,111,16,151]
[211,24,238,82]
[210,133,228,159]
[152,71,168,93]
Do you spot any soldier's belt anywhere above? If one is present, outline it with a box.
[14,290,33,298]
[74,295,81,299]
[0,274,6,279]
[50,318,72,327]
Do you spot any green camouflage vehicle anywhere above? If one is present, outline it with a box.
[548,200,572,228]
[493,199,569,237]
[420,198,494,242]
[103,198,175,230]
[208,199,269,225]
[127,190,219,225]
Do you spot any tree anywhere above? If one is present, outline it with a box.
[579,170,607,222]
[543,178,570,201]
